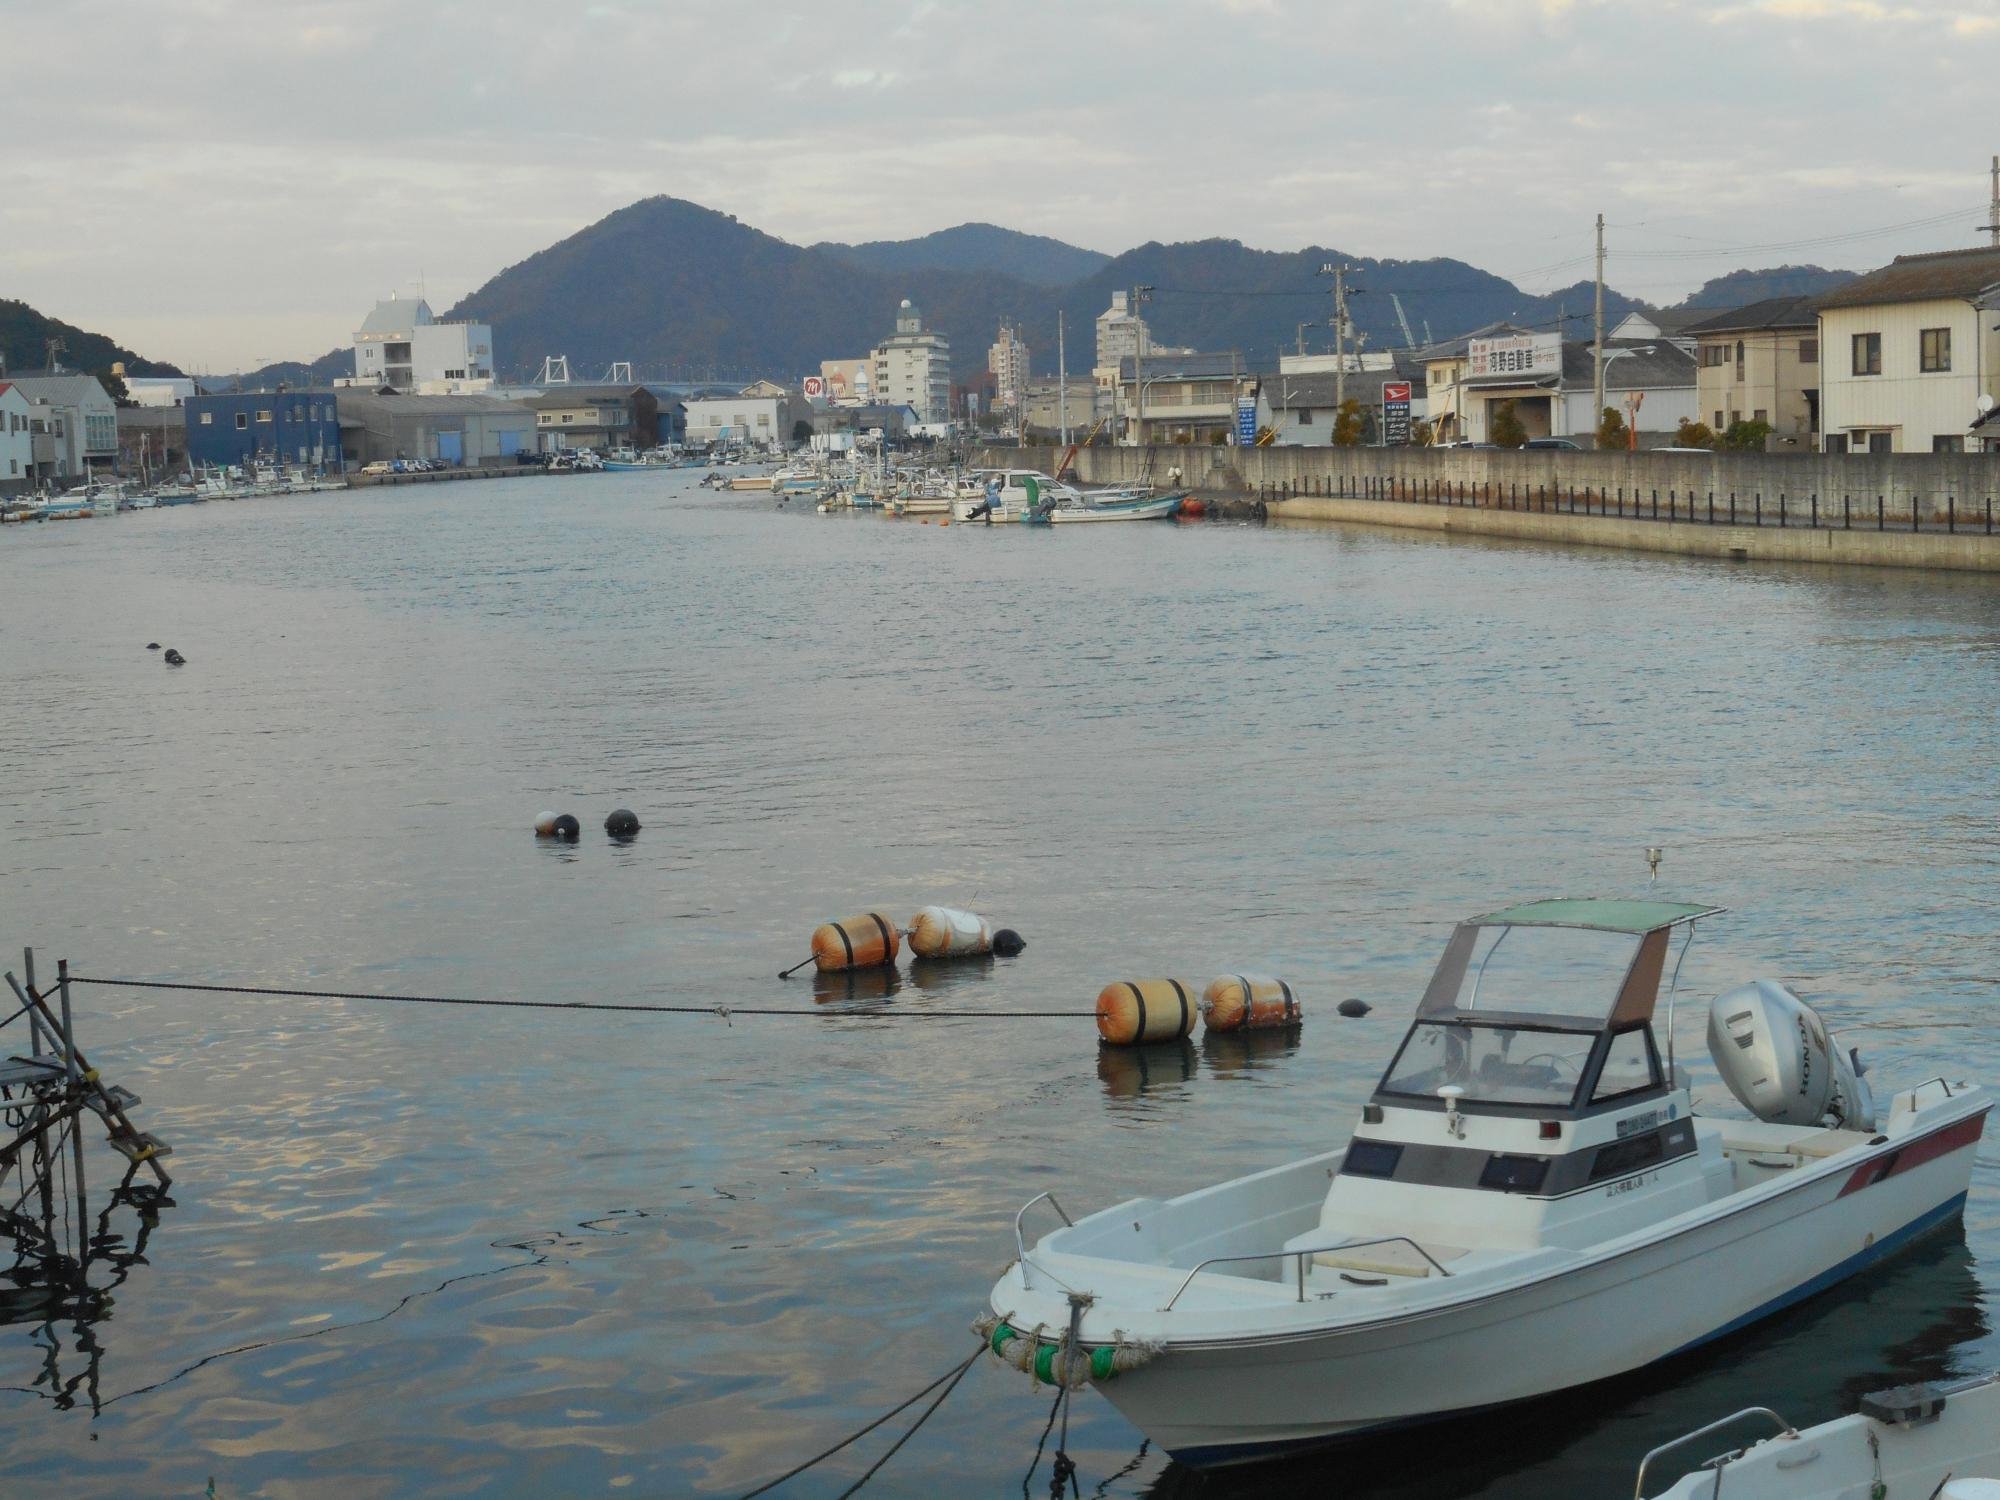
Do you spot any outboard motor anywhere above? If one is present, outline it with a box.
[1708,981,1875,1131]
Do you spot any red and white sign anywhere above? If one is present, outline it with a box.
[1382,382,1412,403]
[802,375,826,400]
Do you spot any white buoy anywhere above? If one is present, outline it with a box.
[533,811,560,837]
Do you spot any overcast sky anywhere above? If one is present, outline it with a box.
[3,0,1996,372]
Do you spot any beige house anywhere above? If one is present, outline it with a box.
[1816,247,2000,453]
[1686,297,1819,447]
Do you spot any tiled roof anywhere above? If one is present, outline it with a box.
[1684,297,1818,335]
[1815,246,2000,309]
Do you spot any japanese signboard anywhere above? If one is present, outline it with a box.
[802,375,826,401]
[1235,397,1259,446]
[1467,333,1561,379]
[1381,381,1412,444]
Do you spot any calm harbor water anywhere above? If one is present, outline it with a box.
[1,471,1996,1498]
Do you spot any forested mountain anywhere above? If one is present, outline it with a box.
[1669,265,1854,310]
[0,299,182,380]
[815,224,1110,287]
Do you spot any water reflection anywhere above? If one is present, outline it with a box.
[1198,1028,1303,1080]
[1141,1226,1988,1499]
[1098,1042,1199,1102]
[906,956,996,994]
[810,966,902,1005]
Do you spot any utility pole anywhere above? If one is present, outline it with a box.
[1318,262,1358,417]
[1130,284,1153,447]
[1592,213,1606,438]
[1057,311,1067,446]
[1985,155,2000,247]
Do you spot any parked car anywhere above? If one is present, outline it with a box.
[1523,437,1584,451]
[360,461,393,475]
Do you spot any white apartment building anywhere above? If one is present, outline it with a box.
[1815,246,2000,453]
[2,373,119,474]
[0,383,35,486]
[987,322,1031,411]
[350,296,495,393]
[1095,290,1153,373]
[871,300,951,423]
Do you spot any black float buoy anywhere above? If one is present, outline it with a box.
[604,808,641,840]
[146,642,160,650]
[163,648,186,666]
[552,814,581,841]
[1337,998,1371,1018]
[991,929,1026,957]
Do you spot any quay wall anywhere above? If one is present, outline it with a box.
[974,444,2000,572]
[346,464,546,489]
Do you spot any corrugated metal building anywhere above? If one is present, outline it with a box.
[336,392,538,467]
[185,391,343,470]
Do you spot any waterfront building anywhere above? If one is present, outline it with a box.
[819,358,872,405]
[1452,334,1696,445]
[123,376,198,408]
[870,301,950,423]
[1018,377,1095,440]
[1094,291,1153,375]
[349,296,495,394]
[0,373,119,475]
[987,322,1031,412]
[184,390,343,470]
[684,387,793,449]
[335,392,537,467]
[525,385,661,450]
[1686,298,1819,447]
[1257,362,1430,446]
[1112,351,1255,445]
[1815,247,2000,453]
[1419,322,1535,443]
[811,402,920,442]
[116,405,190,475]
[0,383,35,489]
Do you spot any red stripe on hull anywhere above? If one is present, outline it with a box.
[1838,1109,1989,1198]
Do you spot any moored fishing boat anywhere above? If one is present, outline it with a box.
[1640,1371,2000,1498]
[1045,492,1187,522]
[984,899,1989,1467]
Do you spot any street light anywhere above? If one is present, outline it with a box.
[1593,345,1654,448]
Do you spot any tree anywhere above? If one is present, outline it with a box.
[1673,418,1716,449]
[1332,399,1365,447]
[1410,417,1434,447]
[1596,405,1629,451]
[1720,417,1772,452]
[1489,400,1527,449]
[95,368,134,407]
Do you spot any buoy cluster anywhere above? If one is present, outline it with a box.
[534,808,641,843]
[787,905,1024,979]
[1096,973,1303,1047]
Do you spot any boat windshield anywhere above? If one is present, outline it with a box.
[1380,1022,1596,1106]
[1440,924,1643,1023]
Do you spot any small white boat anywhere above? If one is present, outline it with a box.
[985,899,1989,1468]
[1045,492,1187,523]
[1641,1371,2000,1498]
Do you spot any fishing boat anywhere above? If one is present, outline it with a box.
[1045,492,1187,523]
[985,899,1989,1468]
[1640,1372,2000,1498]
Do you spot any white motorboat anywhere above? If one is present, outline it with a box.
[1045,492,1187,522]
[985,899,1989,1468]
[1640,1371,2000,1498]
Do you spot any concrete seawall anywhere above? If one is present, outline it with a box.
[974,444,2000,572]
[347,464,546,488]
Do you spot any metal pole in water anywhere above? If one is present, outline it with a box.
[23,948,44,1058]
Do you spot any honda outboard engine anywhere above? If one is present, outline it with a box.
[1708,980,1876,1131]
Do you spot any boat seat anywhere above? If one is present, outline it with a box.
[1309,1239,1470,1279]
[1714,1121,1875,1159]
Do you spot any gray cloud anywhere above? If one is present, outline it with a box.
[2,0,1994,369]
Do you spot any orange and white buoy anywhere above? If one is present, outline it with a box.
[1200,974,1301,1032]
[906,905,994,959]
[1095,980,1199,1046]
[809,912,901,972]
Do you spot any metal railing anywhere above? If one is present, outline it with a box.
[1633,1406,1797,1499]
[1013,1191,1074,1290]
[1161,1235,1452,1312]
[1260,474,2000,537]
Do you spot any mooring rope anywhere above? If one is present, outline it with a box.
[737,1345,982,1499]
[67,976,1093,1021]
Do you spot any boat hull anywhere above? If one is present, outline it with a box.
[1008,1107,1987,1467]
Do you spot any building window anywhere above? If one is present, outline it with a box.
[235,413,249,430]
[256,409,273,424]
[1735,340,1745,381]
[560,414,572,423]
[1920,328,1951,373]
[200,412,214,426]
[1869,431,1892,454]
[1699,345,1727,368]
[1297,409,1312,425]
[1753,409,1767,423]
[1713,411,1724,430]
[1799,338,1818,364]
[1851,333,1881,376]
[1933,435,1965,454]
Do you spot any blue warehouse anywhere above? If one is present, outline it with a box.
[184,391,343,472]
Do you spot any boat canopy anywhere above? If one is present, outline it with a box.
[1417,898,1725,1030]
